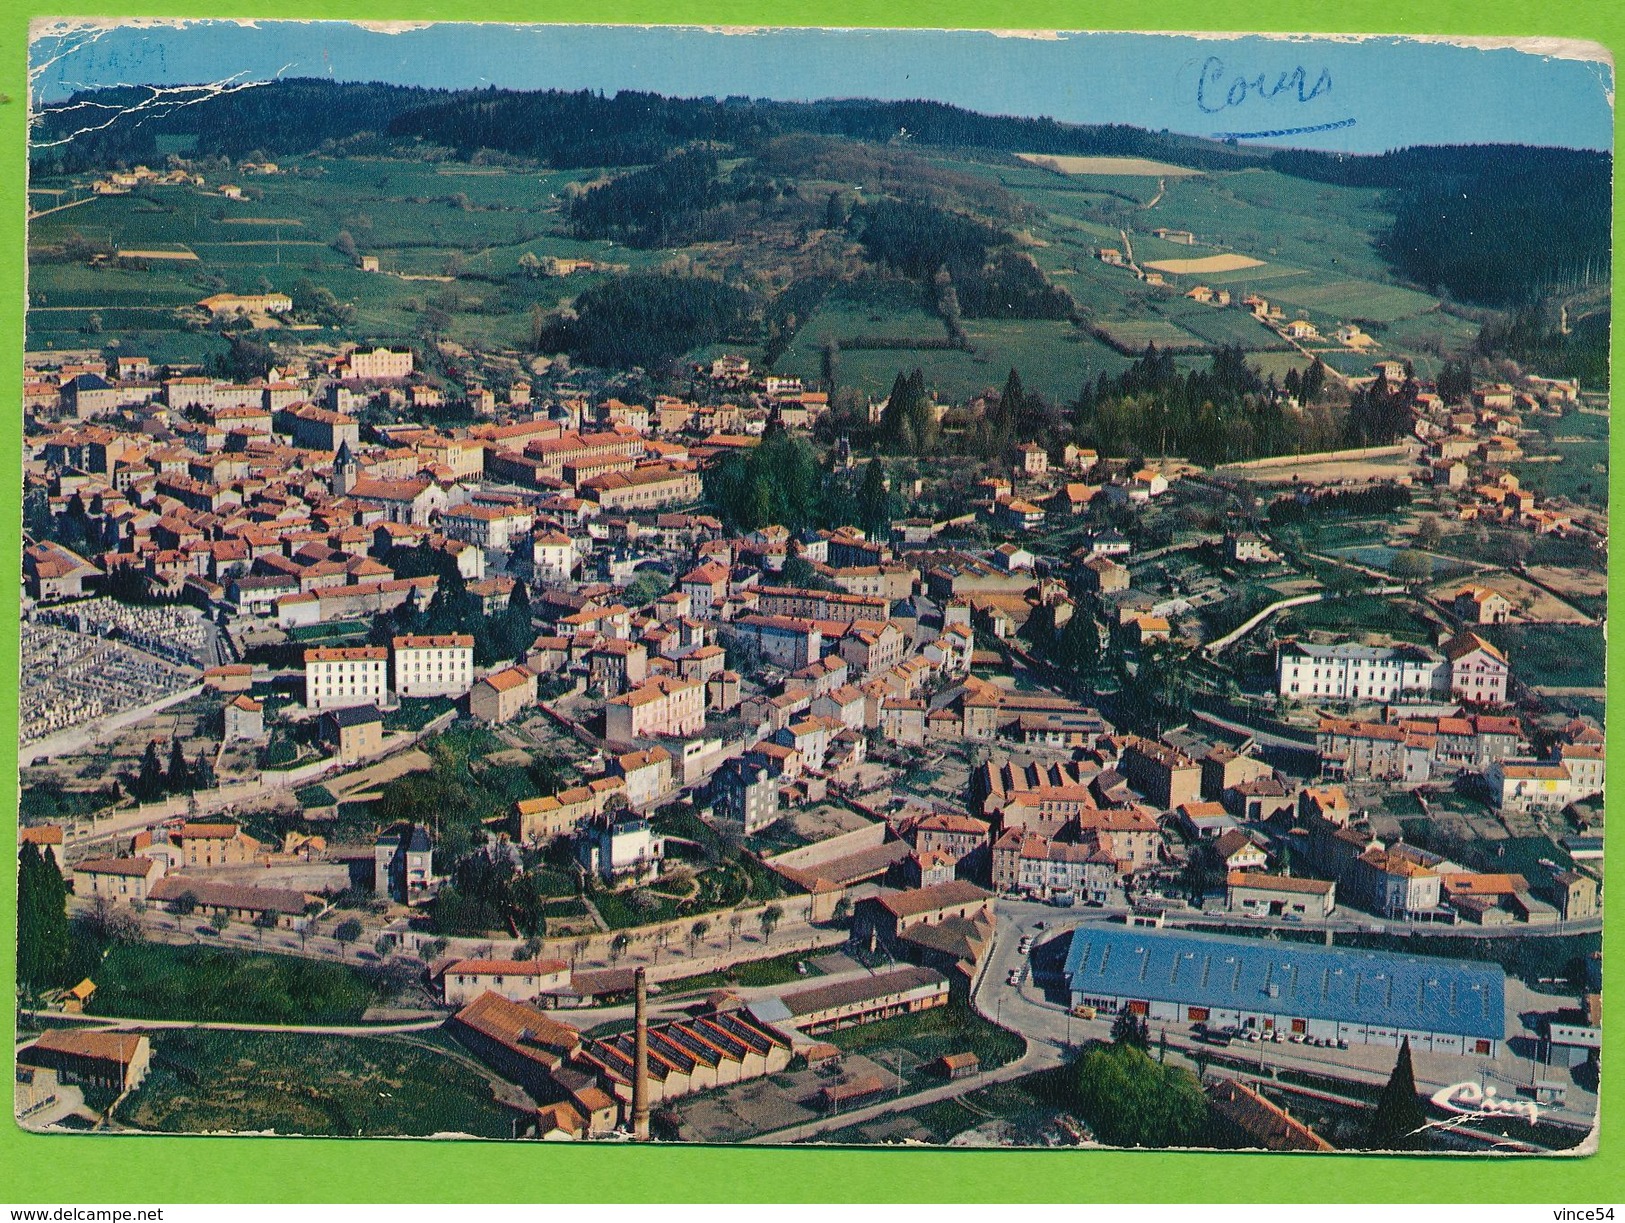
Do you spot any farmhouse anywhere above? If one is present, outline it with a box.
[469,666,538,724]
[73,856,165,903]
[442,958,572,1007]
[21,1030,152,1093]
[1451,587,1513,626]
[319,704,386,765]
[197,292,293,318]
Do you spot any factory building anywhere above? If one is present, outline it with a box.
[1065,925,1504,1056]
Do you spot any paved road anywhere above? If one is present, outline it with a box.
[86,900,388,967]
[25,1009,446,1037]
[745,903,1070,1145]
[15,1081,92,1131]
[1190,706,1317,752]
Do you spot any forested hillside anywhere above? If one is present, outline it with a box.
[1270,145,1611,306]
[35,80,1608,315]
[29,78,1611,391]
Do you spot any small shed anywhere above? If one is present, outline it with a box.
[817,1074,887,1112]
[936,1051,980,1080]
[62,978,97,1013]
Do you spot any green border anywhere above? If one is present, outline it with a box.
[1,0,1619,1203]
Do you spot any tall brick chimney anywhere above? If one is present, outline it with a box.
[632,965,650,1140]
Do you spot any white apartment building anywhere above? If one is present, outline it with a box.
[532,531,576,581]
[1485,759,1574,815]
[439,503,533,552]
[392,633,475,699]
[1277,642,1446,704]
[346,346,414,380]
[1555,742,1604,801]
[304,646,388,711]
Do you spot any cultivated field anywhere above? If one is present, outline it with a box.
[1017,153,1203,177]
[1219,447,1421,486]
[1526,564,1607,604]
[26,145,1479,395]
[1092,318,1206,351]
[1143,253,1265,274]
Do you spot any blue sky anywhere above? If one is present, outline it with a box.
[30,22,1614,154]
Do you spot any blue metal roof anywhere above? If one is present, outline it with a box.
[1064,924,1504,1040]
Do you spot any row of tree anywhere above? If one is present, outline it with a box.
[1071,343,1334,467]
[132,737,217,802]
[18,843,69,990]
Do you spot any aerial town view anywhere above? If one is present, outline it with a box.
[14,23,1608,1154]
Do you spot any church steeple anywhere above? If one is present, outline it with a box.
[332,439,357,495]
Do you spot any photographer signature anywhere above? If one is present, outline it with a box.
[1195,54,1333,114]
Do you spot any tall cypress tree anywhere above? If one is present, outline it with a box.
[904,368,937,455]
[1052,610,1101,691]
[193,750,217,792]
[136,740,165,801]
[18,842,69,990]
[858,459,890,537]
[1367,1037,1430,1150]
[880,370,913,452]
[994,368,1025,435]
[167,736,192,794]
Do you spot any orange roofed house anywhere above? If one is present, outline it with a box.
[21,1030,152,1094]
[177,820,261,868]
[512,776,626,843]
[442,958,572,1007]
[604,676,705,743]
[469,665,538,724]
